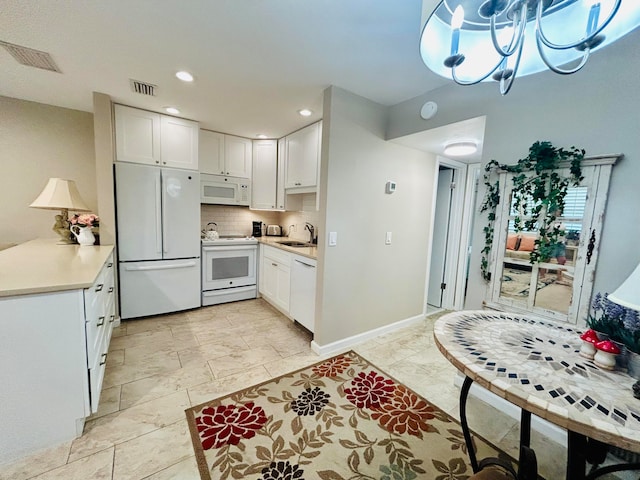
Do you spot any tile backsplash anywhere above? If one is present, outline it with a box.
[201,193,320,241]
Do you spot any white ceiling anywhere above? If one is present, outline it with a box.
[393,116,486,163]
[0,0,453,140]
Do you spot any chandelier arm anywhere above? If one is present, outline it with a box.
[490,3,527,57]
[536,0,622,50]
[451,61,502,86]
[536,33,591,75]
[499,27,526,95]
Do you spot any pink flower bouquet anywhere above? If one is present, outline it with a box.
[69,213,99,228]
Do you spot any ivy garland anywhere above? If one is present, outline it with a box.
[479,141,585,281]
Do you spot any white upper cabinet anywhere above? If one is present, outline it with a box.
[114,104,199,170]
[160,116,199,170]
[251,140,278,210]
[276,137,286,210]
[199,131,252,179]
[114,105,161,166]
[224,135,253,178]
[284,121,321,190]
[199,130,225,175]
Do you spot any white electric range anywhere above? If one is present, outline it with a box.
[201,236,258,306]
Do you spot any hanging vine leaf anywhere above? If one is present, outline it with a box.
[480,141,584,281]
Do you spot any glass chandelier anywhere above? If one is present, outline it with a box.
[420,0,640,95]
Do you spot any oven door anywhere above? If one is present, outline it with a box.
[202,245,257,291]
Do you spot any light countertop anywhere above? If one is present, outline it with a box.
[0,238,114,298]
[257,236,317,260]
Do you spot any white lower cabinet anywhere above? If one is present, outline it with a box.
[259,245,316,332]
[260,245,291,314]
[0,251,115,464]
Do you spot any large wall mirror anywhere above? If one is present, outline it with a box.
[484,155,620,324]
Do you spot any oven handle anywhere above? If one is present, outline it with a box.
[203,245,257,252]
[124,261,197,271]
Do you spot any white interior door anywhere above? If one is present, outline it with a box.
[428,168,454,308]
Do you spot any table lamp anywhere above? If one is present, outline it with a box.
[29,178,90,244]
[609,263,640,311]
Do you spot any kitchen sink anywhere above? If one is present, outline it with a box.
[277,240,314,247]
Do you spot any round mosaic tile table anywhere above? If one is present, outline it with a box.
[434,310,640,479]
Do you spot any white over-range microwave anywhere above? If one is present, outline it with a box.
[200,174,251,206]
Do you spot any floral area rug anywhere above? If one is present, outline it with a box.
[185,350,505,480]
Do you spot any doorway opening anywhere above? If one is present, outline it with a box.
[427,159,480,312]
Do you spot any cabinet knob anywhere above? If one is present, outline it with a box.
[100,353,108,366]
[226,171,230,175]
[272,263,278,266]
[155,161,160,164]
[221,171,224,174]
[95,284,104,292]
[109,315,115,323]
[108,286,114,293]
[97,316,105,327]
[107,262,113,268]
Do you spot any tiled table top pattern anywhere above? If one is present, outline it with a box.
[434,311,640,453]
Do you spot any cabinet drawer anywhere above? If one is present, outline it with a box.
[85,256,115,366]
[88,324,110,413]
[263,245,291,266]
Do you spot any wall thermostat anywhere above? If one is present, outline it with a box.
[385,181,396,194]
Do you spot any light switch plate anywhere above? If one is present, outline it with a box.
[329,231,337,246]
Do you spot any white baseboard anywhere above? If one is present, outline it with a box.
[453,374,568,447]
[310,314,425,356]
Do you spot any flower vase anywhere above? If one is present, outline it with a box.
[70,225,96,246]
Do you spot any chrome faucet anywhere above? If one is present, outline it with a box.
[304,223,315,243]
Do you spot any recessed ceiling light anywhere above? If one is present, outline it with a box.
[298,109,312,117]
[444,142,477,157]
[256,134,268,139]
[175,71,194,82]
[164,106,180,115]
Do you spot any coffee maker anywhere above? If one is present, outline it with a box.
[252,221,263,237]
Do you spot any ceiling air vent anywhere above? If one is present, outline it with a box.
[130,79,157,96]
[0,41,62,73]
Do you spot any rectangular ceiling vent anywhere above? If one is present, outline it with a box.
[0,41,62,73]
[130,79,157,96]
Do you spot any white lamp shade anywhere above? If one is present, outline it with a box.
[29,178,90,211]
[609,263,640,311]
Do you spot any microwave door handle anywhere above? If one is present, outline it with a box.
[155,171,163,255]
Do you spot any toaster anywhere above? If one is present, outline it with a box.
[265,225,283,236]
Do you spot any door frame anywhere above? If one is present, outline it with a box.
[425,158,480,311]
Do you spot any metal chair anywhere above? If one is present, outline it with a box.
[468,446,538,480]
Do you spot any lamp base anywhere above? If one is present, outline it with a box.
[53,208,75,245]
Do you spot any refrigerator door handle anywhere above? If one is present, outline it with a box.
[155,172,163,255]
[124,261,197,272]
[161,173,168,255]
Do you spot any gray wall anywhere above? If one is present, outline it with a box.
[0,96,96,244]
[314,86,437,347]
[387,28,640,313]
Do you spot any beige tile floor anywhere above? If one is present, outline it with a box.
[0,299,634,479]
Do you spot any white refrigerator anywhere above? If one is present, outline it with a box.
[115,162,201,319]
